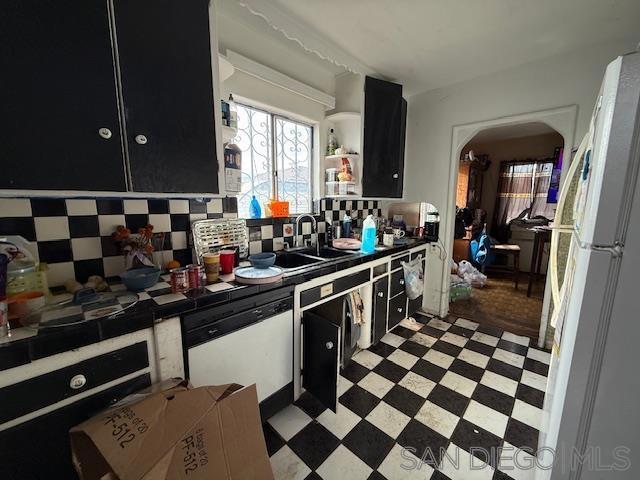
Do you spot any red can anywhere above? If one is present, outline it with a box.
[170,267,189,293]
[187,264,204,290]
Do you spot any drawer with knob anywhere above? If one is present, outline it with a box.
[390,269,406,298]
[0,342,149,425]
[388,293,408,330]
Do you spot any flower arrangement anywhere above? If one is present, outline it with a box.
[112,224,165,270]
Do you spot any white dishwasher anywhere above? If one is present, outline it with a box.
[183,294,293,403]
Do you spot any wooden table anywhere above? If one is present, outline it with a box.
[527,226,552,297]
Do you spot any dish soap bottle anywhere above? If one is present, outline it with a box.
[342,213,352,238]
[249,195,262,219]
[361,215,376,254]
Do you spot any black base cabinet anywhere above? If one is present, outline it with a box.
[1,0,219,194]
[372,276,389,344]
[303,310,341,412]
[408,295,423,317]
[388,293,408,331]
[0,374,151,480]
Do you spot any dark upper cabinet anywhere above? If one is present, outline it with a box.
[1,0,126,191]
[1,0,219,194]
[114,0,218,193]
[362,76,406,198]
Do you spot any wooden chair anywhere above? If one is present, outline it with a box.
[489,243,521,289]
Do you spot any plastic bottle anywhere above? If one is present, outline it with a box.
[327,128,338,156]
[361,215,376,254]
[228,94,238,130]
[342,213,352,238]
[249,195,262,219]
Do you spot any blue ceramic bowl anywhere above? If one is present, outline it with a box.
[120,267,161,291]
[248,252,276,269]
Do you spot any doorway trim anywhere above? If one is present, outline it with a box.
[444,105,578,347]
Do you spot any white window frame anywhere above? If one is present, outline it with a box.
[233,102,314,217]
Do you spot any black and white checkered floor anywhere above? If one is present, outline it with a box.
[263,313,550,480]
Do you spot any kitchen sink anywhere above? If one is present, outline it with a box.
[274,252,323,270]
[313,247,356,259]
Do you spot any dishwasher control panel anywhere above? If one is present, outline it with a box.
[183,296,293,349]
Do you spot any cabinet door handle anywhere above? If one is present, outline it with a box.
[325,341,334,350]
[399,279,405,285]
[377,292,384,297]
[397,307,403,313]
[135,134,148,145]
[392,173,399,179]
[70,374,87,390]
[207,328,218,336]
[98,128,112,139]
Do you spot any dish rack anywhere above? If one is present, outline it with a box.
[192,218,248,262]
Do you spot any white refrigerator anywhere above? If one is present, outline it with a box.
[538,52,640,479]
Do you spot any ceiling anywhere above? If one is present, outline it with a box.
[469,122,561,143]
[259,0,640,95]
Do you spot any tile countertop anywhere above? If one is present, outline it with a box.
[0,239,429,371]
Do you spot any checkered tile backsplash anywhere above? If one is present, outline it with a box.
[319,198,382,224]
[0,197,238,287]
[0,196,383,287]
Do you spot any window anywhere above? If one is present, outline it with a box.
[232,103,313,218]
[495,160,555,226]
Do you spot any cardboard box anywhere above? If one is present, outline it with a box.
[70,381,274,480]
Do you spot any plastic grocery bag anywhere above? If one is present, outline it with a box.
[457,260,487,288]
[402,256,424,300]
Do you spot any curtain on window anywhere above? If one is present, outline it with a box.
[495,160,555,227]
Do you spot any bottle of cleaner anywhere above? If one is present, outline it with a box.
[249,195,262,219]
[327,128,338,155]
[361,215,376,254]
[342,213,352,238]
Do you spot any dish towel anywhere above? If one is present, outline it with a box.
[349,291,365,325]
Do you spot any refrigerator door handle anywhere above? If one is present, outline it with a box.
[550,133,590,306]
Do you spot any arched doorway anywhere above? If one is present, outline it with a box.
[450,122,564,338]
[441,105,578,346]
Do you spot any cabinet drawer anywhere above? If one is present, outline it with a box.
[390,269,406,298]
[388,293,407,330]
[372,263,388,277]
[300,269,370,308]
[411,248,427,260]
[391,253,410,271]
[0,342,148,424]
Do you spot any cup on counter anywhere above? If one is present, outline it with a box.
[392,228,406,239]
[203,253,220,283]
[219,250,236,275]
[383,232,395,247]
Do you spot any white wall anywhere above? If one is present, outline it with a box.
[404,39,637,315]
[216,0,337,98]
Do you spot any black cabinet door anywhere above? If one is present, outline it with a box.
[408,295,423,317]
[390,269,406,298]
[1,0,126,191]
[303,311,341,412]
[114,0,219,193]
[373,276,389,344]
[0,374,150,480]
[362,76,405,198]
[388,293,407,330]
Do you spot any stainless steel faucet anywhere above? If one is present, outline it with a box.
[294,214,318,254]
